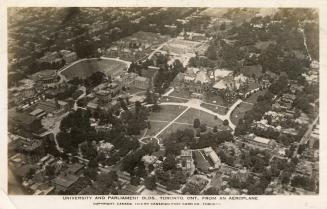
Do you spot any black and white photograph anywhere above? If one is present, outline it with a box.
[1,1,327,209]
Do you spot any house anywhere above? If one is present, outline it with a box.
[295,160,314,177]
[97,141,114,157]
[184,175,208,193]
[141,155,158,168]
[177,149,195,175]
[60,50,77,63]
[182,68,211,95]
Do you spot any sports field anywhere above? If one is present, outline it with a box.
[61,59,127,80]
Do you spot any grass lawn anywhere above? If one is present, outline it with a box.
[157,123,194,140]
[203,93,227,107]
[200,103,227,115]
[61,59,127,80]
[170,89,192,100]
[230,102,253,125]
[148,105,187,121]
[176,108,228,130]
[244,89,268,104]
[161,96,189,103]
[146,121,169,137]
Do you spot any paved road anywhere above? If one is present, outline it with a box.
[162,87,175,97]
[293,116,319,157]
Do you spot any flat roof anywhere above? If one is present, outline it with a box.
[30,108,44,116]
[253,136,271,144]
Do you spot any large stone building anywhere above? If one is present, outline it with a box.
[29,69,59,87]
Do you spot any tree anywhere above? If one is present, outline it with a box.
[84,167,98,180]
[204,187,220,195]
[220,23,226,31]
[280,171,291,185]
[200,123,207,132]
[88,157,98,168]
[80,141,97,159]
[144,176,157,190]
[145,89,154,104]
[45,165,56,177]
[213,126,218,133]
[163,155,177,171]
[193,118,200,128]
[130,176,141,186]
[26,168,36,179]
[223,119,229,126]
[206,45,218,60]
[148,164,155,172]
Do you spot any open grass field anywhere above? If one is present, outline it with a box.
[61,59,127,80]
[146,121,169,137]
[161,96,189,103]
[170,89,192,100]
[157,122,194,141]
[148,105,187,121]
[200,103,227,115]
[176,108,228,130]
[230,102,253,125]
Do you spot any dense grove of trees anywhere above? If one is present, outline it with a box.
[163,127,233,156]
[291,175,316,191]
[57,99,150,166]
[121,141,160,175]
[235,90,274,136]
[240,149,271,173]
[153,55,186,93]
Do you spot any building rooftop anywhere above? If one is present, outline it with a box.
[195,70,210,84]
[214,69,232,79]
[253,136,271,145]
[30,69,57,81]
[135,76,147,82]
[29,108,44,116]
[213,80,227,90]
